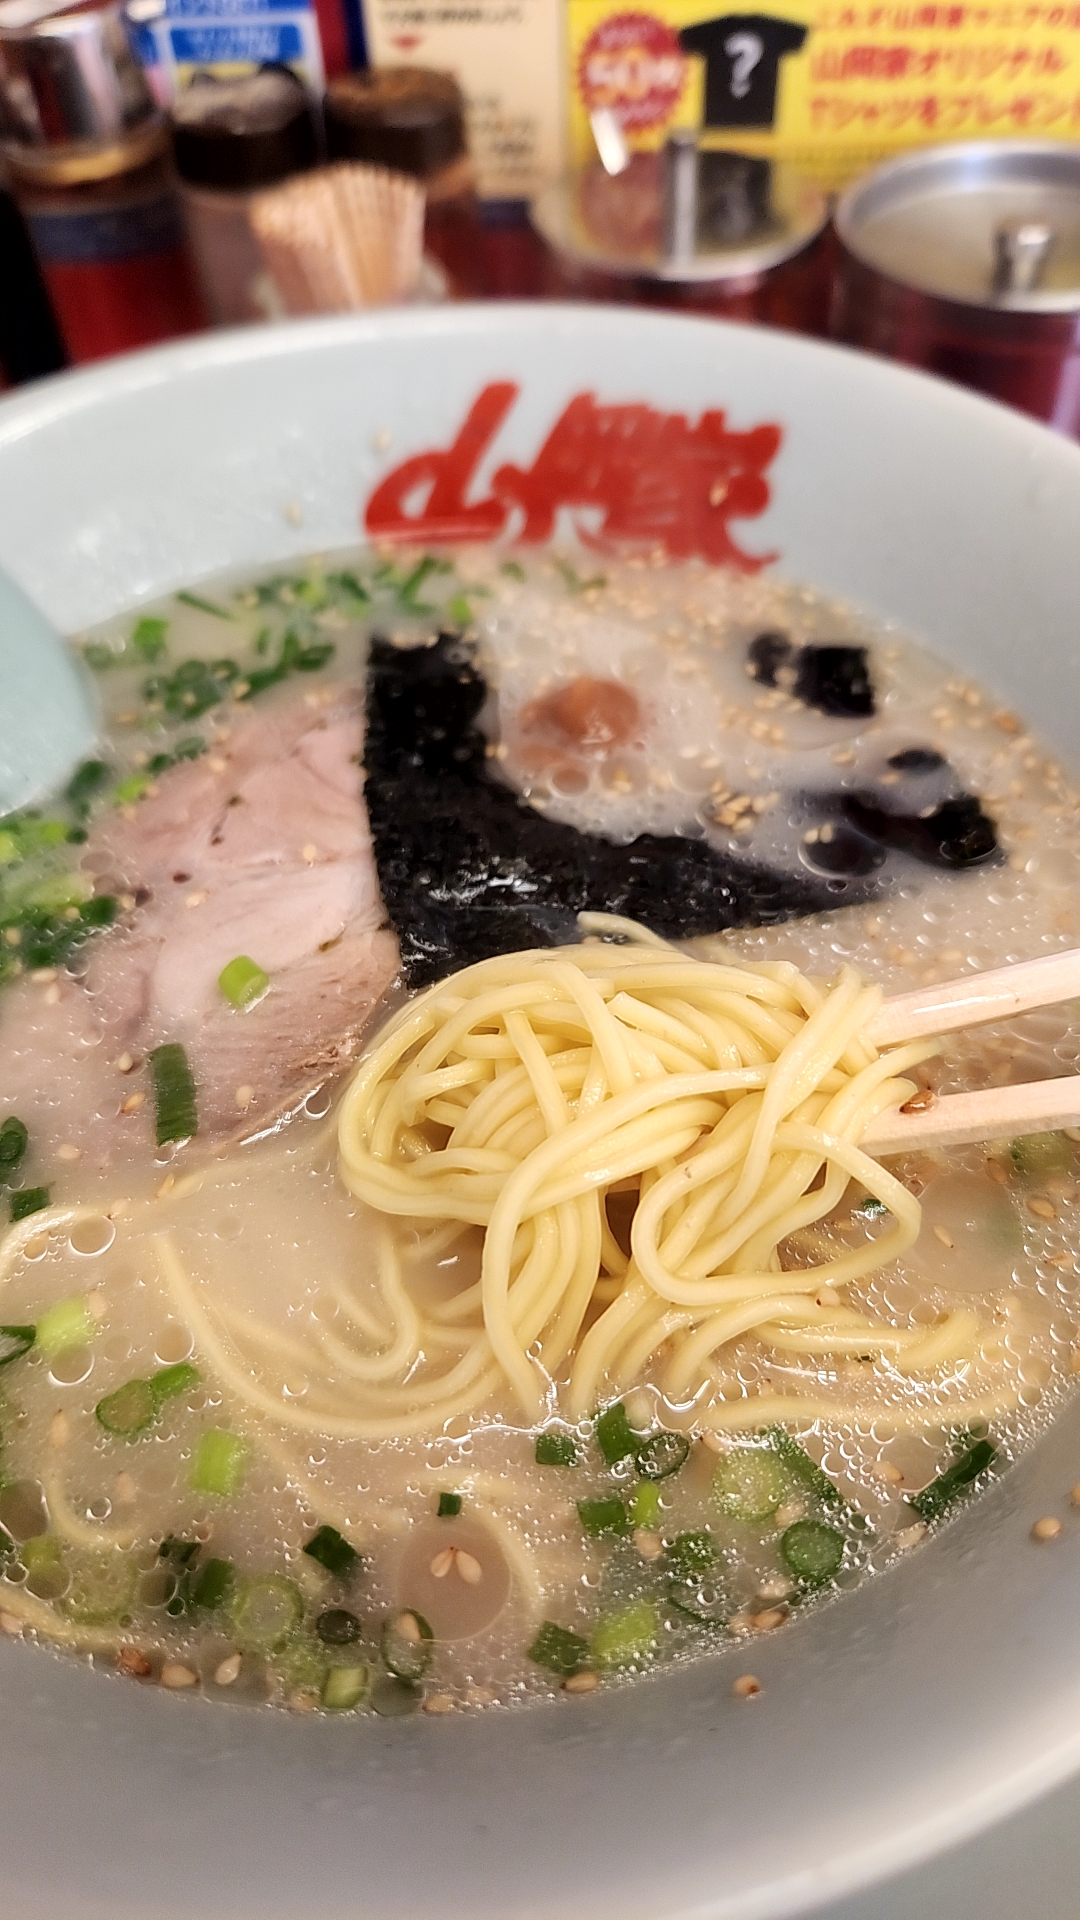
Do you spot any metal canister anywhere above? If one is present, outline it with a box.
[531,140,832,334]
[0,0,205,363]
[832,141,1080,437]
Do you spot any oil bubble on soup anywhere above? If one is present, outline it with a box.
[0,544,1074,1714]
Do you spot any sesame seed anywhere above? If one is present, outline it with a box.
[1027,1198,1057,1220]
[48,1410,69,1448]
[117,1647,152,1678]
[869,1459,904,1484]
[749,1607,787,1633]
[393,1611,422,1644]
[302,843,318,862]
[732,1674,761,1698]
[115,1052,135,1074]
[774,1501,806,1528]
[1031,1516,1062,1543]
[466,1686,498,1707]
[235,1085,254,1110]
[755,1575,793,1602]
[287,1689,318,1713]
[185,891,207,908]
[156,1175,176,1199]
[115,1472,137,1506]
[30,968,56,984]
[214,1654,242,1687]
[159,1662,198,1689]
[120,1093,145,1115]
[932,1225,955,1249]
[44,985,60,1005]
[633,1528,664,1562]
[455,1549,483,1585]
[562,1670,599,1695]
[894,1523,927,1552]
[430,1547,455,1579]
[57,1143,80,1162]
[986,1158,1010,1186]
[423,1693,456,1714]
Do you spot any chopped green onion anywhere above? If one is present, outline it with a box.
[397,555,441,612]
[577,1496,629,1538]
[218,955,270,1009]
[381,1609,433,1682]
[527,1619,589,1677]
[96,1362,198,1439]
[176,589,235,620]
[303,1523,360,1578]
[666,1530,716,1579]
[316,1607,362,1646]
[36,1293,92,1355]
[535,1431,578,1466]
[500,560,526,582]
[0,1118,28,1176]
[666,1573,728,1627]
[20,1532,66,1597]
[96,1378,156,1438]
[854,1194,889,1219]
[634,1430,690,1481]
[0,1324,34,1369]
[780,1519,845,1585]
[909,1438,997,1523]
[446,595,475,628]
[131,616,168,662]
[713,1448,790,1522]
[192,1557,233,1610]
[62,1549,137,1624]
[591,1599,658,1670]
[113,773,151,805]
[64,760,111,819]
[149,1042,198,1145]
[437,1492,462,1518]
[628,1481,662,1530]
[229,1574,304,1652]
[595,1401,639,1465]
[10,1186,49,1224]
[152,1360,199,1403]
[190,1428,248,1497]
[146,736,205,777]
[1009,1132,1071,1179]
[764,1428,847,1511]
[321,1664,369,1711]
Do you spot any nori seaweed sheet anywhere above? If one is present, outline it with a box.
[363,634,845,986]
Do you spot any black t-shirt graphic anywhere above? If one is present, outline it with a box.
[679,13,808,128]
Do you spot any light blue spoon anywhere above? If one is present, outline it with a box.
[0,568,95,817]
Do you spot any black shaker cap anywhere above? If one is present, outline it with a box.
[170,66,317,190]
[324,67,466,179]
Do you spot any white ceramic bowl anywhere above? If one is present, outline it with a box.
[2,305,1080,1920]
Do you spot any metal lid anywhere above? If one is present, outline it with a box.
[171,67,317,190]
[532,143,826,284]
[0,0,160,179]
[835,140,1080,314]
[324,67,466,180]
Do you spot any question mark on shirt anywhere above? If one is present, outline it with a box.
[723,30,765,98]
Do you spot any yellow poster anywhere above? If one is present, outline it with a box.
[566,0,1080,187]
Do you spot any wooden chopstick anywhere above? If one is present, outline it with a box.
[866,947,1080,1050]
[863,1075,1080,1157]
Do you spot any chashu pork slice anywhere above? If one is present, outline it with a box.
[0,692,399,1172]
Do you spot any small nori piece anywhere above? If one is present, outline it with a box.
[363,635,842,986]
[747,631,793,687]
[886,746,946,773]
[747,633,875,719]
[840,789,1000,870]
[794,645,874,718]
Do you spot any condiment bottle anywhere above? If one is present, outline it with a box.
[170,68,319,327]
[832,140,1080,438]
[324,67,485,297]
[0,177,66,382]
[0,0,205,363]
[532,136,831,334]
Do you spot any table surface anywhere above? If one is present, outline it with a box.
[818,1768,1080,1919]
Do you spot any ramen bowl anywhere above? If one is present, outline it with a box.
[2,304,1080,1920]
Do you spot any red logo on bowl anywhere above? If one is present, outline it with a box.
[578,12,687,133]
[364,382,782,572]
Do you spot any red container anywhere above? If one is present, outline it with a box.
[531,146,832,335]
[832,141,1080,438]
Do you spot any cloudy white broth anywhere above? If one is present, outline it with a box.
[0,544,1075,1717]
